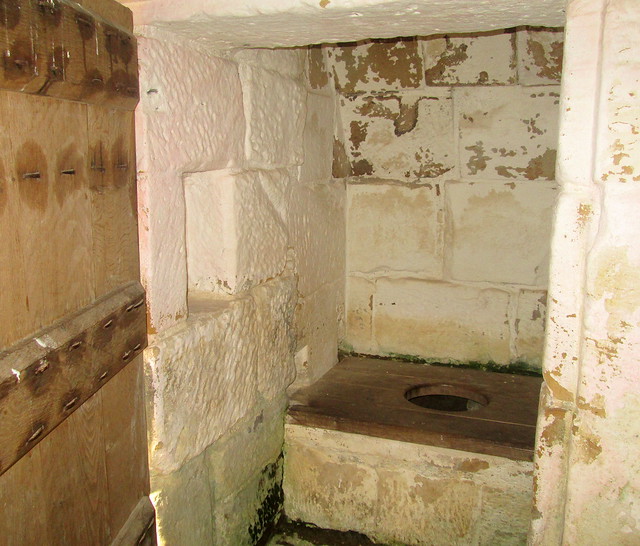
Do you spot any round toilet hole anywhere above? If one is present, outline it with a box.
[405,384,489,412]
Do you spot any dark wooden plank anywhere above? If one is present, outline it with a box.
[110,496,156,546]
[102,356,150,538]
[0,0,138,109]
[287,357,542,461]
[0,282,147,476]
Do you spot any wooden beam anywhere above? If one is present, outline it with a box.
[0,0,138,109]
[0,281,147,475]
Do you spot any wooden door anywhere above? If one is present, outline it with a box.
[0,1,153,544]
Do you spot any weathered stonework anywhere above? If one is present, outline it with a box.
[517,27,564,86]
[329,38,424,94]
[423,30,517,86]
[284,426,533,545]
[445,181,557,286]
[340,90,456,180]
[347,181,444,277]
[374,278,511,364]
[514,290,548,366]
[456,86,560,181]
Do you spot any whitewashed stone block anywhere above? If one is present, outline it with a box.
[231,47,306,79]
[137,29,245,174]
[328,38,423,94]
[184,169,289,295]
[373,278,511,364]
[344,276,376,355]
[252,276,297,401]
[240,65,306,167]
[422,30,517,85]
[145,296,258,474]
[456,86,560,180]
[347,182,444,277]
[517,27,564,86]
[339,89,456,180]
[292,280,342,390]
[445,180,557,286]
[289,182,346,296]
[515,290,548,366]
[300,92,335,183]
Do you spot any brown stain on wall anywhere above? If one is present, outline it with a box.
[308,45,329,90]
[526,33,563,82]
[465,141,490,174]
[576,203,592,229]
[457,459,490,472]
[495,148,556,180]
[351,159,374,176]
[350,121,368,151]
[332,138,351,178]
[572,424,602,464]
[424,37,469,84]
[333,38,422,93]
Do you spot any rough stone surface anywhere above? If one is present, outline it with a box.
[144,275,296,475]
[344,276,376,355]
[329,38,423,94]
[422,30,517,86]
[517,27,564,86]
[240,64,306,168]
[373,278,511,364]
[347,181,444,277]
[445,180,557,286]
[292,279,343,390]
[515,290,547,366]
[339,90,456,180]
[231,47,307,79]
[122,0,565,49]
[283,425,533,545]
[184,169,290,294]
[300,92,335,183]
[151,451,213,546]
[456,86,560,181]
[288,182,345,297]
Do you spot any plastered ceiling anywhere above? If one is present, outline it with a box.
[119,0,566,48]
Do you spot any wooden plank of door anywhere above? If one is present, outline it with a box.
[0,90,94,348]
[88,106,140,296]
[101,355,150,536]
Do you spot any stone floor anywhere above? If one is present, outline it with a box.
[264,518,386,546]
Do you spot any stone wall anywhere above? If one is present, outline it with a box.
[135,28,344,544]
[334,28,563,369]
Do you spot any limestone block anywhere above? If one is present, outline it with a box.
[517,27,564,86]
[284,426,534,545]
[283,436,379,533]
[214,456,284,545]
[144,296,259,474]
[445,180,557,285]
[151,452,213,546]
[375,469,482,544]
[288,182,345,296]
[344,276,376,355]
[184,169,289,295]
[252,276,297,401]
[291,280,342,391]
[514,290,548,367]
[136,29,245,174]
[307,45,332,94]
[328,38,423,94]
[347,181,444,277]
[333,105,351,179]
[206,396,287,502]
[137,171,188,334]
[456,86,560,181]
[373,278,511,364]
[300,92,335,183]
[231,47,306,79]
[339,89,456,180]
[240,64,306,167]
[422,30,517,86]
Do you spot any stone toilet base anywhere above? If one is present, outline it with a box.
[282,357,541,545]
